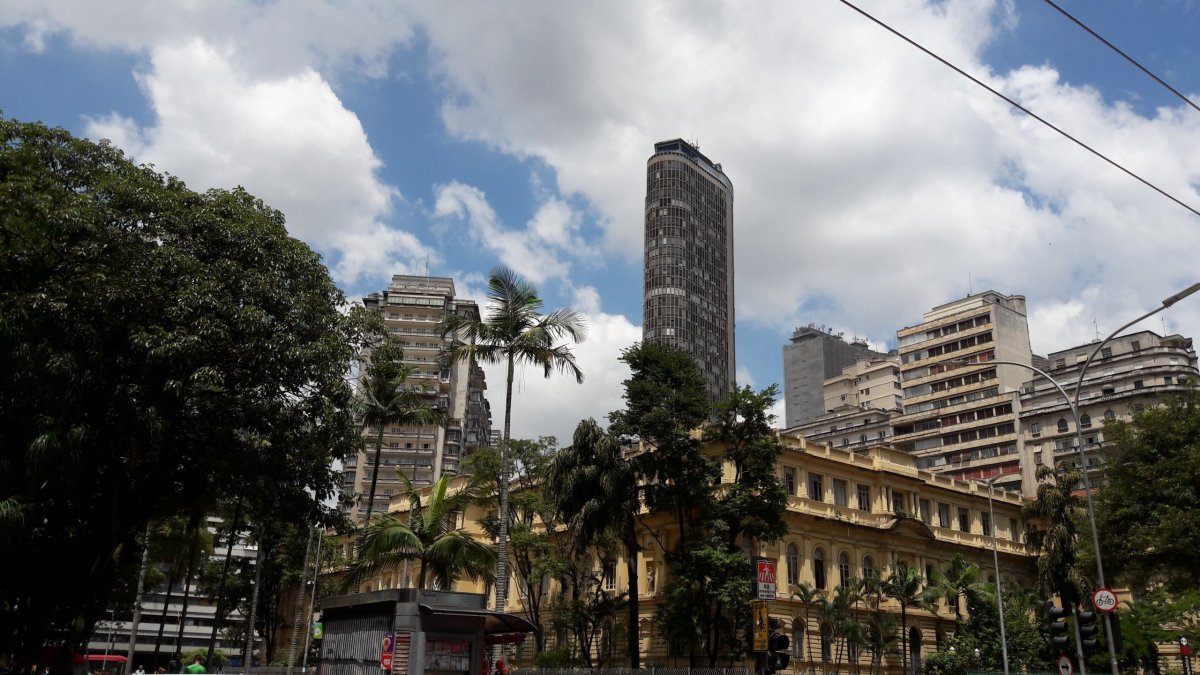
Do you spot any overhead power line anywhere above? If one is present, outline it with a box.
[1042,0,1200,115]
[835,0,1200,220]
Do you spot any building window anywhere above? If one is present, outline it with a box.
[1054,358,1066,370]
[1166,376,1174,385]
[862,555,876,578]
[1101,347,1112,359]
[809,474,824,502]
[1009,517,1020,541]
[1057,418,1069,433]
[981,512,992,536]
[1131,340,1141,352]
[838,552,851,588]
[821,624,833,661]
[1030,422,1041,437]
[937,503,951,528]
[878,430,886,440]
[786,544,800,585]
[919,498,932,524]
[1080,414,1092,429]
[792,622,804,658]
[859,434,867,444]
[892,492,906,516]
[958,508,970,532]
[1134,380,1145,389]
[603,560,616,590]
[857,485,871,511]
[784,468,796,496]
[841,437,849,448]
[833,479,848,507]
[813,548,827,589]
[1104,409,1116,421]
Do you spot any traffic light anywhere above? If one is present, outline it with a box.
[767,617,790,673]
[1046,600,1071,650]
[1076,609,1099,652]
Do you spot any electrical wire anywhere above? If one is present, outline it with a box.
[1042,0,1200,115]
[835,0,1200,219]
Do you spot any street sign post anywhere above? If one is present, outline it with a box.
[1092,588,1118,614]
[1057,655,1074,675]
[381,632,395,671]
[754,558,777,600]
[753,600,769,652]
[1183,637,1194,675]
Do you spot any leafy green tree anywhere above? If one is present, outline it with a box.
[465,438,561,653]
[885,561,930,675]
[1096,386,1200,593]
[546,420,640,666]
[1022,465,1092,606]
[927,584,1052,675]
[439,266,585,614]
[347,474,496,590]
[651,384,789,666]
[353,335,447,526]
[0,118,362,671]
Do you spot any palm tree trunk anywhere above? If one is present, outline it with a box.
[286,526,315,675]
[124,522,153,675]
[206,498,243,669]
[624,512,639,668]
[363,424,386,526]
[174,538,200,667]
[242,529,268,674]
[494,356,515,615]
[899,606,908,675]
[805,608,817,675]
[151,557,180,664]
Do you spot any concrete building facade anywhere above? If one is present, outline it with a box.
[643,139,735,405]
[891,292,1033,494]
[783,326,886,427]
[347,275,493,523]
[1018,330,1198,495]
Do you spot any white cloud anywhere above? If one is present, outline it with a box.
[81,39,428,286]
[433,180,585,285]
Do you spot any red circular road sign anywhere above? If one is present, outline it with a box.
[1093,588,1118,614]
[1058,655,1073,675]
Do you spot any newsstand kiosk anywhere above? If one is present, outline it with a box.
[317,590,535,675]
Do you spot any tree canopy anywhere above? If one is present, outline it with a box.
[0,118,364,666]
[1096,385,1200,592]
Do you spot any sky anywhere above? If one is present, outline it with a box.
[3,0,1199,446]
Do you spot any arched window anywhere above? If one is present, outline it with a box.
[862,555,876,579]
[821,624,833,661]
[1104,409,1116,421]
[1057,418,1069,433]
[813,547,827,589]
[786,544,800,585]
[1080,414,1092,429]
[838,552,852,588]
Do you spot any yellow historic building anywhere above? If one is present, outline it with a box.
[347,430,1036,672]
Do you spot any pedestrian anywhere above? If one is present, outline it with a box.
[185,656,205,674]
[136,666,146,674]
[168,655,182,674]
[495,660,509,675]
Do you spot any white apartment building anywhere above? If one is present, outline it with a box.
[788,353,902,452]
[1018,331,1198,495]
[891,292,1033,494]
[348,275,493,523]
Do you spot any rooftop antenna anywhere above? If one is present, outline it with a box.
[1162,315,1169,335]
[968,272,973,296]
[1093,319,1100,341]
[424,254,429,279]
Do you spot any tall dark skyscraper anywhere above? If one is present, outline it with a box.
[643,138,735,404]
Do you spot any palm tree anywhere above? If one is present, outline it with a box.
[347,474,497,590]
[546,418,640,667]
[354,337,447,528]
[926,553,985,625]
[791,582,823,675]
[885,561,929,675]
[863,612,899,675]
[1021,465,1091,606]
[439,266,585,614]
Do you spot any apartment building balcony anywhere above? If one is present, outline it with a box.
[897,321,994,357]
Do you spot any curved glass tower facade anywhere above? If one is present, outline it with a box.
[643,139,735,405]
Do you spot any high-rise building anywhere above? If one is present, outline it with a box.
[1018,330,1198,496]
[891,291,1033,494]
[346,275,493,523]
[786,352,902,451]
[643,139,735,405]
[782,326,887,426]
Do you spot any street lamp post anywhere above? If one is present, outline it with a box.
[952,281,1200,675]
[984,475,1010,675]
